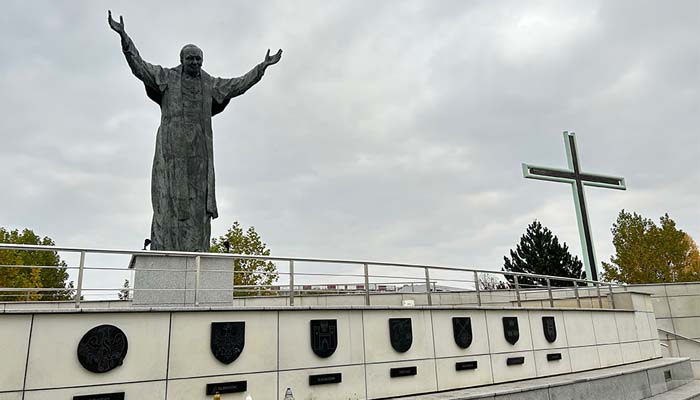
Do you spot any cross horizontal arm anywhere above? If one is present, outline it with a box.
[522,163,575,184]
[522,163,626,190]
[579,173,626,190]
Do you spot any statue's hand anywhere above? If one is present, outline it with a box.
[263,49,282,68]
[108,10,125,35]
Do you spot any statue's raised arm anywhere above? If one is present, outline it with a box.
[263,49,283,69]
[108,10,167,96]
[210,48,283,105]
[107,10,124,35]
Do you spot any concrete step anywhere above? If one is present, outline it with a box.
[646,380,700,400]
[395,358,695,400]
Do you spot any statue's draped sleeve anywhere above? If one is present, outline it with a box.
[211,64,266,105]
[120,35,169,95]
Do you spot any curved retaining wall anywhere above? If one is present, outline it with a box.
[0,294,660,400]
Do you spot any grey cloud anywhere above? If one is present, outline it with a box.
[0,0,697,290]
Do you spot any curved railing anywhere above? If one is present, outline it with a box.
[0,243,621,309]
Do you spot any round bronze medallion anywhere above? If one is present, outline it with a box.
[77,324,128,373]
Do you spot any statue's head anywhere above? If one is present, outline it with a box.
[180,44,203,76]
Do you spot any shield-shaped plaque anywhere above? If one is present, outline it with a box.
[502,317,519,345]
[452,317,473,349]
[542,316,557,343]
[310,319,338,358]
[389,318,413,353]
[211,322,245,364]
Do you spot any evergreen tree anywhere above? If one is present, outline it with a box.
[502,220,584,287]
[0,228,74,301]
[211,222,279,296]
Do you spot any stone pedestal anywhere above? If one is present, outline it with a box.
[130,255,233,306]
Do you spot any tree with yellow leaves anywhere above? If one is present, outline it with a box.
[602,211,700,284]
[210,221,279,296]
[0,228,74,301]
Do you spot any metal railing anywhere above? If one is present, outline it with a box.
[658,328,700,346]
[0,243,622,309]
[657,328,700,360]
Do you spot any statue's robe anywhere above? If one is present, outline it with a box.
[121,36,265,251]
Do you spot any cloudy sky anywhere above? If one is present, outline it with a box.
[1,0,698,289]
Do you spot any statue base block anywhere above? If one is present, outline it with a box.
[130,255,233,306]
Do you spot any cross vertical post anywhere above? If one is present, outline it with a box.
[522,131,626,282]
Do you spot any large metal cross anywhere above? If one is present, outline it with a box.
[522,131,626,282]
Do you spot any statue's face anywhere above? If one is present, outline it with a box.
[182,46,203,76]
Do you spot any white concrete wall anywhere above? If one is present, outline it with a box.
[623,282,700,378]
[25,313,171,390]
[0,301,660,400]
[0,314,31,394]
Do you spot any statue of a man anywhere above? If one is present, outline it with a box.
[108,11,282,252]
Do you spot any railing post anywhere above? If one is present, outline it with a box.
[195,255,201,306]
[514,275,521,307]
[474,271,481,306]
[609,284,615,309]
[363,263,370,306]
[289,260,295,306]
[546,278,554,307]
[596,282,603,308]
[573,281,581,308]
[424,267,432,306]
[74,251,85,308]
[231,258,236,299]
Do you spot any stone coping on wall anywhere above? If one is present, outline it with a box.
[0,289,656,313]
[0,303,639,314]
[625,282,700,287]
